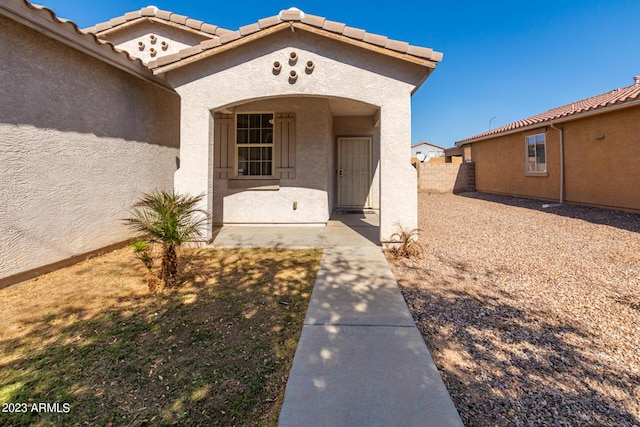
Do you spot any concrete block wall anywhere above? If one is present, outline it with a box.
[417,162,475,193]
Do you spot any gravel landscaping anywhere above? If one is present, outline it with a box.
[388,192,640,427]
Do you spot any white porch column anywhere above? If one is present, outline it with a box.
[173,101,214,240]
[378,99,418,243]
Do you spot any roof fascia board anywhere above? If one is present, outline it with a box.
[153,21,438,75]
[0,1,173,92]
[153,22,290,74]
[293,23,438,69]
[411,68,434,95]
[456,98,640,146]
[95,16,216,39]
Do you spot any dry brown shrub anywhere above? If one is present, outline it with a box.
[385,225,424,260]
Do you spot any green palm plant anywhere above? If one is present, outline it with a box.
[124,190,208,287]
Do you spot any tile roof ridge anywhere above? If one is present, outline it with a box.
[83,6,231,37]
[149,7,443,71]
[457,78,640,144]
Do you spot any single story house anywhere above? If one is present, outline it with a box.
[411,141,445,164]
[455,77,640,213]
[0,0,442,285]
[443,146,466,164]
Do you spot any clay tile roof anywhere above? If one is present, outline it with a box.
[149,7,443,73]
[2,0,168,86]
[457,79,640,144]
[83,6,232,37]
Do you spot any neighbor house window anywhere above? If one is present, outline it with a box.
[526,133,546,173]
[236,113,273,176]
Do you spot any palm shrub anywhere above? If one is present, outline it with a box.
[130,238,162,292]
[124,190,208,288]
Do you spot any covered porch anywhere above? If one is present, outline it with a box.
[210,210,380,248]
[208,95,382,229]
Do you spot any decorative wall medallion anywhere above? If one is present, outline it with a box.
[271,51,314,84]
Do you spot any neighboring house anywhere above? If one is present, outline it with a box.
[456,77,640,213]
[0,0,443,284]
[443,146,466,164]
[411,141,445,164]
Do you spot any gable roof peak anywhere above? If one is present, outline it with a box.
[149,8,442,72]
[84,6,231,37]
[278,7,305,21]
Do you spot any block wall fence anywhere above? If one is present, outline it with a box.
[416,162,476,193]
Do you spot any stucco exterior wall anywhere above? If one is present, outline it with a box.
[472,127,561,201]
[215,97,334,224]
[166,29,422,240]
[103,21,210,64]
[471,105,640,212]
[0,16,180,281]
[562,106,640,211]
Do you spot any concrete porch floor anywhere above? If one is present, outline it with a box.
[209,211,381,248]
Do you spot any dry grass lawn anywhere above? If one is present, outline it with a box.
[0,246,321,426]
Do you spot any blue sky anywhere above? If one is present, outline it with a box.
[39,0,640,148]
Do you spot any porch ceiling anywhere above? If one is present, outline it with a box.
[328,98,377,116]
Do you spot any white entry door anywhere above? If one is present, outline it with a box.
[337,137,372,208]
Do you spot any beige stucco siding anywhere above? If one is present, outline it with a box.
[103,21,211,64]
[166,29,421,239]
[562,106,640,211]
[0,16,180,280]
[217,97,334,224]
[471,105,640,212]
[473,128,560,201]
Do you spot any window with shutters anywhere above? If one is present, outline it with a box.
[213,112,295,181]
[236,113,273,177]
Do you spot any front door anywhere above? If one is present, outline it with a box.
[337,137,372,208]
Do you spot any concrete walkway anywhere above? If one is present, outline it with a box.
[211,213,463,426]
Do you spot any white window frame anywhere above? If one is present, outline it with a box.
[235,112,275,178]
[525,132,547,174]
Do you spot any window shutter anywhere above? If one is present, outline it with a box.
[213,114,234,179]
[274,113,296,179]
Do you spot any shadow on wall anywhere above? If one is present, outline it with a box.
[396,266,640,427]
[0,14,180,148]
[459,192,640,234]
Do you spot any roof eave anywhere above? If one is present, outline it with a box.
[294,23,440,68]
[152,22,290,74]
[456,98,640,146]
[90,16,220,40]
[151,21,440,75]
